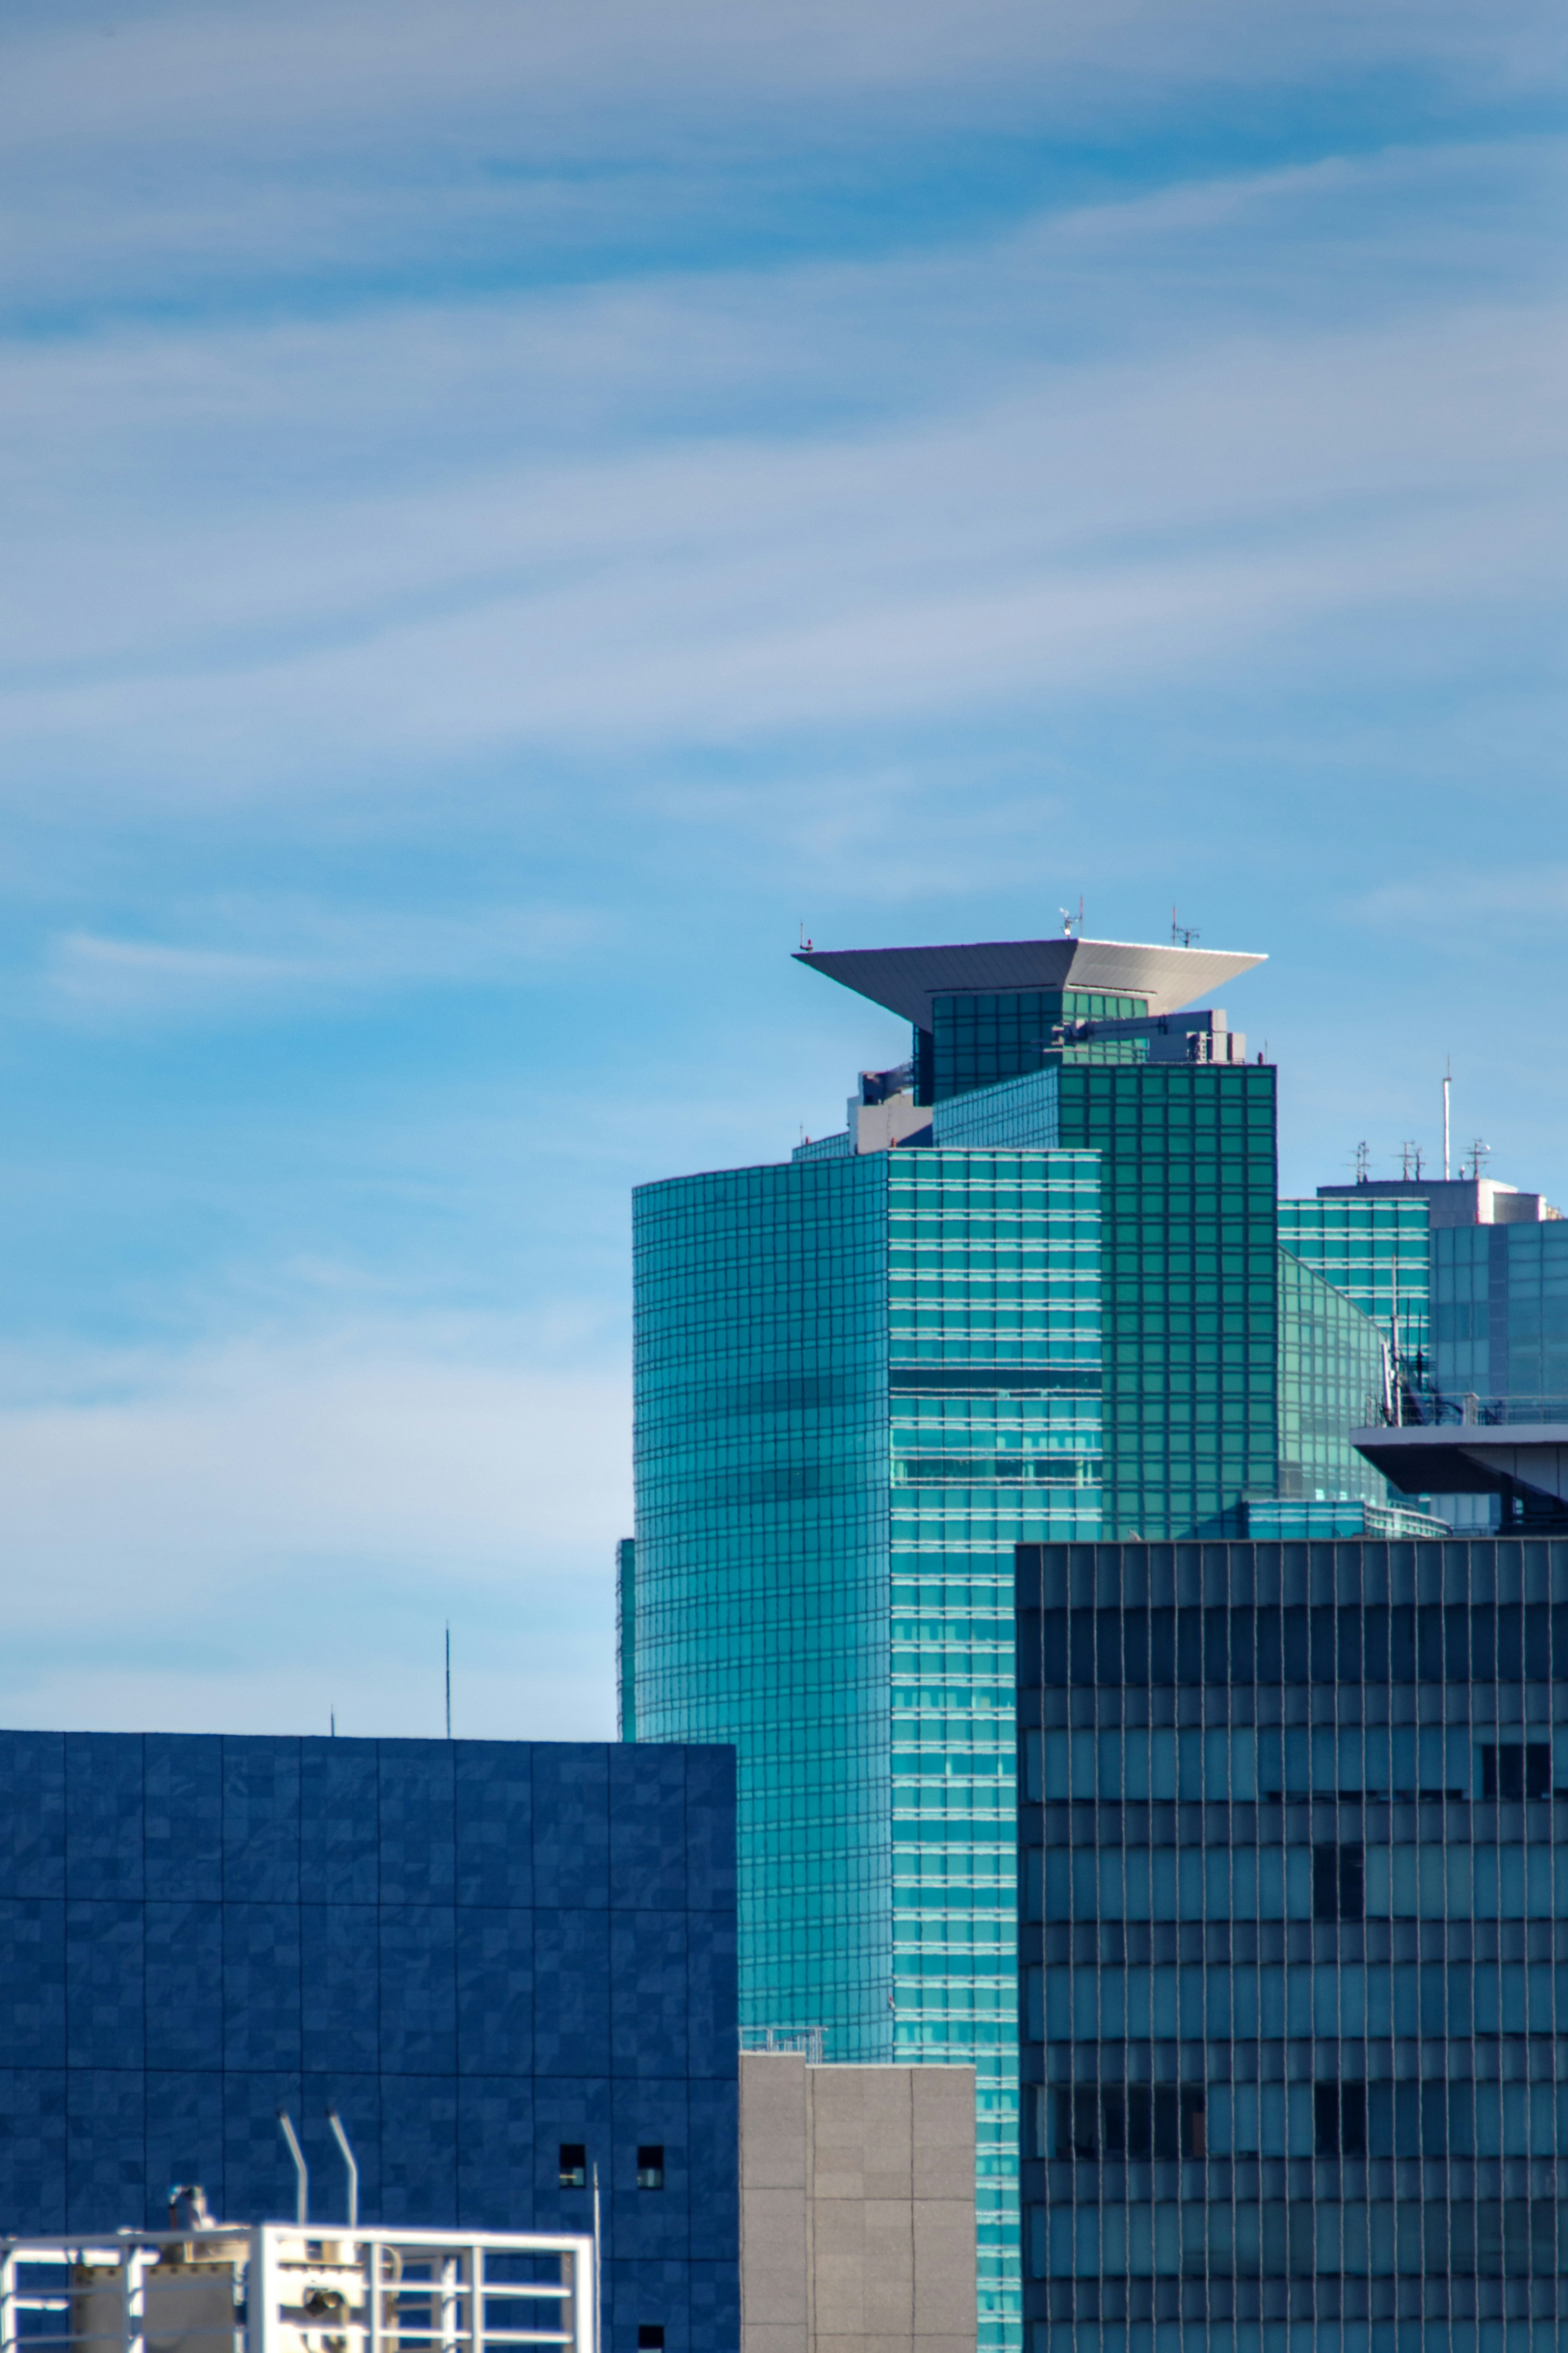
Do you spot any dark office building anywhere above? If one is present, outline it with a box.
[1016,1537,1568,2353]
[0,1733,737,2353]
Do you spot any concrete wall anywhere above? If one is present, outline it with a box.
[740,2053,976,2353]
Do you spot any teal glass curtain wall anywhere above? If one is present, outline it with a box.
[633,1156,894,2060]
[1278,1195,1431,1381]
[632,1145,1103,2353]
[1054,1065,1279,1542]
[889,1149,1103,2348]
[1276,1249,1390,1510]
[1434,1222,1568,1415]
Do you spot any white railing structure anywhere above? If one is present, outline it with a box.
[0,2226,596,2353]
[739,2025,824,2064]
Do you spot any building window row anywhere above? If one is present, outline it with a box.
[1039,2078,1568,2160]
[1029,1956,1568,2036]
[1027,1725,1560,1802]
[1028,1842,1568,1921]
[1027,2198,1566,2278]
[1032,1603,1568,1685]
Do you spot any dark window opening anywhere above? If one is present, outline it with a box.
[558,2143,587,2190]
[1479,1742,1551,1800]
[637,2331,665,2350]
[636,2144,665,2190]
[1314,2081,1367,2159]
[1051,2083,1203,2161]
[1313,1841,1363,1922]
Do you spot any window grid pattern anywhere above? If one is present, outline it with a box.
[1054,1068,1279,1543]
[1276,1249,1390,1510]
[1435,1224,1568,1415]
[633,1142,1105,2353]
[632,1158,893,2059]
[934,1068,1063,1152]
[1017,1536,1568,2353]
[931,993,1149,1104]
[1278,1199,1432,1381]
[889,1151,1102,2352]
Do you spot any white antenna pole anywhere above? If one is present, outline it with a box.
[1443,1063,1451,1182]
[326,2112,359,2229]
[591,2165,602,2353]
[277,2112,309,2226]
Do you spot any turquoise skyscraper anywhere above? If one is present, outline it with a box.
[624,929,1393,2351]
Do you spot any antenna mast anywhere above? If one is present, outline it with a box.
[1443,1062,1451,1182]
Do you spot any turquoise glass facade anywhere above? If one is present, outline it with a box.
[1276,1249,1389,1512]
[1278,1195,1432,1390]
[927,992,1149,1103]
[632,1145,1103,2349]
[938,1059,1285,1540]
[630,938,1411,2353]
[633,1156,893,2061]
[889,1149,1102,2341]
[1434,1222,1568,1416]
[1054,1063,1279,1543]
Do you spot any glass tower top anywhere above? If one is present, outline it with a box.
[627,926,1401,2353]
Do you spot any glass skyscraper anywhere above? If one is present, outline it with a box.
[633,1141,1102,2345]
[625,930,1404,2352]
[1018,1533,1568,2353]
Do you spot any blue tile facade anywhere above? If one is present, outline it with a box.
[0,1732,737,2353]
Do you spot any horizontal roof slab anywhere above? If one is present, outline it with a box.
[794,936,1265,1027]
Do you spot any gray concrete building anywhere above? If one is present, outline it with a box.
[739,2052,978,2353]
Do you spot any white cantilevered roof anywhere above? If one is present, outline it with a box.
[793,936,1265,1027]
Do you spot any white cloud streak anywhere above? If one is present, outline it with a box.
[0,1317,627,1733]
[1,282,1561,796]
[40,899,609,1022]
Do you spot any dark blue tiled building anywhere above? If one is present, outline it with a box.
[0,1733,737,2353]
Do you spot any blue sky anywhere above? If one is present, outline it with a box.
[0,0,1564,1741]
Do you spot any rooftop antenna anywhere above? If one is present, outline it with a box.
[445,1623,452,1741]
[592,2165,603,2353]
[1443,1061,1452,1182]
[326,2111,359,2230]
[1467,1137,1490,1182]
[276,2112,308,2226]
[1352,1142,1371,1185]
[1170,906,1200,948]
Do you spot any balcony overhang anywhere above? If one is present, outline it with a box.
[1352,1423,1568,1504]
[794,936,1265,1028]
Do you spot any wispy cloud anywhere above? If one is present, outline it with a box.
[0,1314,626,1735]
[39,899,608,1024]
[3,268,1562,802]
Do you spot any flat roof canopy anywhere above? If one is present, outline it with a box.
[1354,1423,1568,1503]
[794,936,1265,1028]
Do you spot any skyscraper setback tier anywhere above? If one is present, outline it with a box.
[626,930,1398,2353]
[1016,1536,1568,2353]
